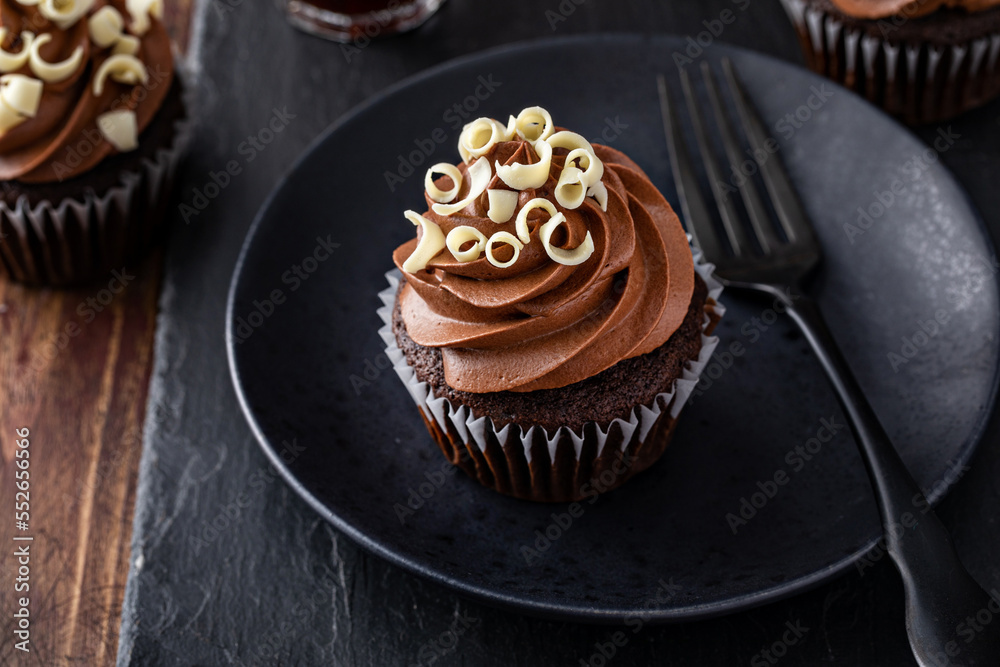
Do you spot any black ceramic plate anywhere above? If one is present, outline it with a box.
[227,35,999,622]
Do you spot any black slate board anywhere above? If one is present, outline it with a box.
[118,0,1000,664]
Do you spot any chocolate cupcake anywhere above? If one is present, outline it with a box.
[377,107,723,502]
[780,0,1000,124]
[0,0,188,286]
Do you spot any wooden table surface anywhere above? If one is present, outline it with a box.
[0,4,192,664]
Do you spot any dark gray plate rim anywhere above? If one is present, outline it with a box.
[226,33,999,623]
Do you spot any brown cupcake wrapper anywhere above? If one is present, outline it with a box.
[377,245,725,503]
[0,74,193,287]
[780,0,1000,124]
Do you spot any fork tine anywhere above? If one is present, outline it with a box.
[657,74,728,265]
[720,58,816,248]
[700,61,784,256]
[677,66,755,259]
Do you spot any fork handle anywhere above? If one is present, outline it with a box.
[745,282,1000,667]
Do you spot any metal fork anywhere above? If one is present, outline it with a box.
[658,59,1000,667]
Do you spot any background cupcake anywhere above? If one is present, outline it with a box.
[0,0,188,286]
[380,107,723,503]
[780,0,1000,124]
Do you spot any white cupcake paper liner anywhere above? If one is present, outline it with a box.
[377,243,725,465]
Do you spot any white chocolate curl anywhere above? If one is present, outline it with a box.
[0,74,44,132]
[112,35,141,56]
[495,137,551,191]
[89,6,126,48]
[0,29,34,73]
[513,197,558,244]
[421,106,609,270]
[485,231,523,269]
[564,146,603,188]
[457,117,512,163]
[587,180,608,211]
[554,166,587,210]
[126,0,163,35]
[486,189,517,223]
[39,0,95,30]
[539,212,594,266]
[28,34,85,84]
[514,106,553,143]
[547,131,606,210]
[545,130,592,153]
[445,225,487,263]
[0,74,43,116]
[0,104,23,132]
[97,109,138,151]
[93,53,149,95]
[424,162,462,203]
[402,210,446,273]
[431,157,490,216]
[502,115,517,140]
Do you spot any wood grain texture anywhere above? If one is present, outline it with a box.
[0,3,192,664]
[0,257,162,666]
[117,0,1000,665]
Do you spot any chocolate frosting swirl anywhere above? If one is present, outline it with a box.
[0,0,173,183]
[393,134,695,394]
[830,0,1000,18]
